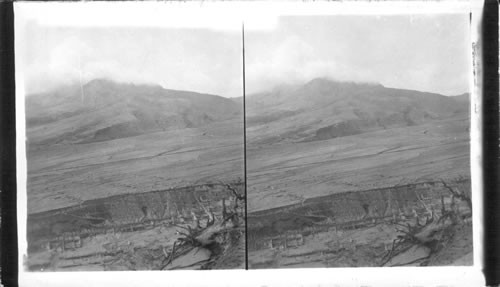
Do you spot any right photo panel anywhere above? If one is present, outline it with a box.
[246,15,473,268]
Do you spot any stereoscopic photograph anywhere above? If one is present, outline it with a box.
[20,19,245,271]
[245,14,473,268]
[16,2,482,285]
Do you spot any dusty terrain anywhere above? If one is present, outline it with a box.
[25,79,245,270]
[249,219,472,268]
[25,77,473,270]
[247,178,472,268]
[26,80,244,214]
[246,78,472,268]
[27,182,246,271]
[27,119,244,214]
[247,117,470,212]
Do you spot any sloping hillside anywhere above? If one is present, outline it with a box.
[246,78,469,144]
[26,79,242,145]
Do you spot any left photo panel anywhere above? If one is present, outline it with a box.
[17,4,245,271]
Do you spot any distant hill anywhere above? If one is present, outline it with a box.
[450,92,470,104]
[26,79,242,145]
[246,77,470,144]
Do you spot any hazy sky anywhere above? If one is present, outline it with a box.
[22,14,470,97]
[22,24,243,97]
[246,14,471,96]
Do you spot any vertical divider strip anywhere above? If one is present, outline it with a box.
[242,22,249,270]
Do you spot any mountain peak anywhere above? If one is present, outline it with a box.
[83,78,118,90]
[83,78,163,91]
[26,79,241,145]
[305,77,383,89]
[306,77,333,85]
[85,78,114,85]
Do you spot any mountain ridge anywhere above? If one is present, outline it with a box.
[245,77,469,144]
[26,77,469,146]
[26,79,242,146]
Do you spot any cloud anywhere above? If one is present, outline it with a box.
[246,15,470,96]
[247,36,316,92]
[22,15,469,97]
[25,36,158,94]
[25,37,86,93]
[47,37,92,78]
[246,35,382,94]
[22,28,243,97]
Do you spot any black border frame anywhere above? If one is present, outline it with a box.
[0,1,499,286]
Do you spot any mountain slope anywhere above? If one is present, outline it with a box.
[26,79,242,145]
[246,78,469,144]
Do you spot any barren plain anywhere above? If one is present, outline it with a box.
[25,79,245,271]
[246,79,472,268]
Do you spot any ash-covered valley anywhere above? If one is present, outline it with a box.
[24,76,474,270]
[25,79,245,271]
[246,78,473,268]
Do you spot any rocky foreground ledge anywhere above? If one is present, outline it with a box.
[248,178,472,268]
[26,180,245,271]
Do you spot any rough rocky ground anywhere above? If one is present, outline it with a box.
[25,78,472,270]
[27,120,244,214]
[29,216,245,271]
[249,218,472,269]
[246,83,472,268]
[27,182,246,271]
[25,89,245,270]
[247,116,469,212]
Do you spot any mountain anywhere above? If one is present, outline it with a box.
[246,77,469,144]
[451,92,470,104]
[26,79,242,145]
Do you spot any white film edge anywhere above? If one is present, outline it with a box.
[15,1,485,287]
